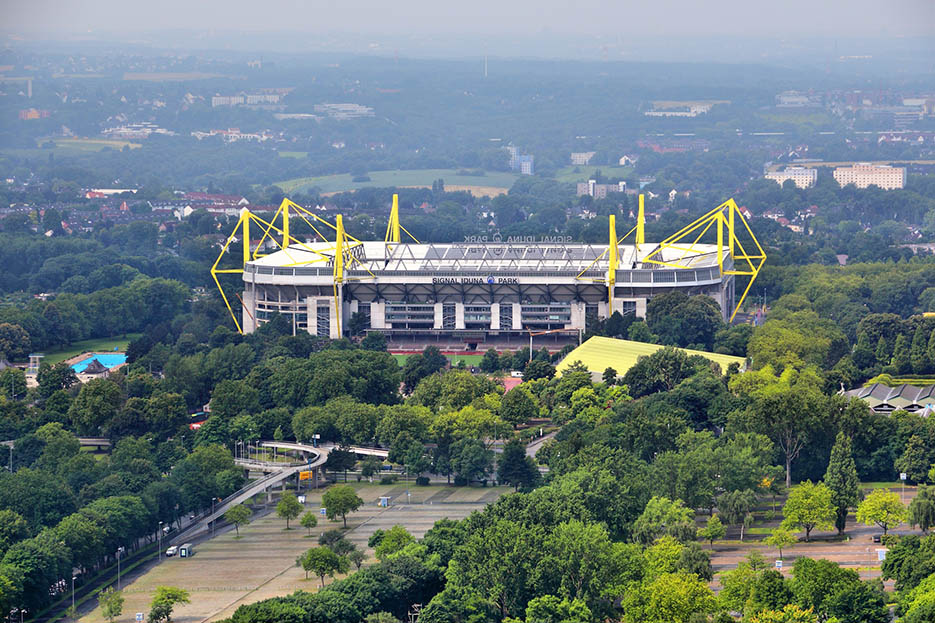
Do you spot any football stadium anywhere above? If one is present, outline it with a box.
[212,195,764,346]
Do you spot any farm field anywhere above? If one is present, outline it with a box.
[48,138,142,151]
[42,333,140,365]
[79,483,509,623]
[0,138,142,156]
[275,168,519,195]
[554,165,633,184]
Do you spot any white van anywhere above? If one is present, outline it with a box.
[165,545,178,557]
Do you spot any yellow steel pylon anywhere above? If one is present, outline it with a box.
[642,198,766,322]
[210,199,376,334]
[384,193,420,245]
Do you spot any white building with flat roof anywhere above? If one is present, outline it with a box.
[833,163,906,190]
[765,167,817,189]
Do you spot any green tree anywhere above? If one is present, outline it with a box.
[524,595,592,623]
[523,359,556,382]
[892,334,911,374]
[911,326,931,373]
[497,438,539,491]
[402,345,448,393]
[852,332,875,370]
[374,525,414,560]
[0,368,26,400]
[36,361,78,398]
[750,604,818,623]
[480,348,500,373]
[147,586,190,623]
[348,548,366,570]
[874,335,889,366]
[224,504,251,537]
[321,484,364,528]
[602,366,618,385]
[297,546,347,587]
[500,387,537,428]
[99,586,124,623]
[720,489,758,541]
[633,496,696,545]
[300,511,318,536]
[622,572,717,623]
[764,527,797,559]
[909,485,935,533]
[824,432,861,535]
[446,518,543,618]
[360,456,382,481]
[0,323,30,360]
[896,435,931,484]
[276,492,303,529]
[698,515,725,546]
[535,520,620,606]
[360,331,387,351]
[450,438,494,484]
[677,542,713,581]
[68,378,123,435]
[741,367,828,488]
[0,510,28,559]
[781,480,835,542]
[856,488,907,535]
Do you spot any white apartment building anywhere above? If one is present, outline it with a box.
[764,167,817,189]
[833,163,906,190]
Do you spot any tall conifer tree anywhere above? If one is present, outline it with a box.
[824,432,860,535]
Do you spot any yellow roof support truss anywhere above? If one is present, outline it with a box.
[210,199,376,334]
[641,198,766,322]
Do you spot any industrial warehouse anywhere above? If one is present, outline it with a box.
[213,196,765,345]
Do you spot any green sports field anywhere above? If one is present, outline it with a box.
[391,353,484,367]
[554,165,633,184]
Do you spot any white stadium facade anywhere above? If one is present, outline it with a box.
[214,196,764,344]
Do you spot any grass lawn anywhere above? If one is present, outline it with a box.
[860,481,905,491]
[42,333,141,365]
[275,169,519,195]
[391,353,484,367]
[554,165,633,184]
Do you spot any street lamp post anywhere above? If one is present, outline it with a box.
[158,521,164,561]
[211,498,219,536]
[71,575,77,614]
[116,546,124,590]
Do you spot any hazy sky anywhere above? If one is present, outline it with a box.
[4,0,935,38]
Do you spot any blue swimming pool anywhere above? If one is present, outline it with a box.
[71,353,127,373]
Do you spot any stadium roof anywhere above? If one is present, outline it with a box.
[842,383,935,414]
[556,336,746,378]
[249,241,725,273]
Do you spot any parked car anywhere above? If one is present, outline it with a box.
[165,545,178,557]
[871,534,882,543]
